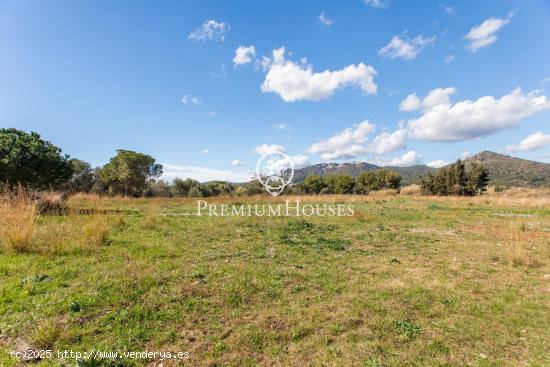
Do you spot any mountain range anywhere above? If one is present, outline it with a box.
[292,151,550,187]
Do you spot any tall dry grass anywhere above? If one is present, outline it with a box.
[1,186,110,254]
[0,186,37,252]
[400,184,422,196]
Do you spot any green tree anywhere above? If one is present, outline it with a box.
[0,128,72,189]
[325,175,355,194]
[304,175,325,194]
[356,169,402,192]
[65,158,95,193]
[356,171,378,191]
[378,169,402,189]
[467,163,489,195]
[144,179,173,197]
[98,150,162,196]
[421,160,488,196]
[171,178,200,197]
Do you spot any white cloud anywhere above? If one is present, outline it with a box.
[422,87,456,110]
[363,0,388,9]
[261,47,377,102]
[188,20,230,43]
[399,93,421,111]
[202,149,209,154]
[464,11,515,52]
[444,6,456,16]
[407,87,550,141]
[367,129,408,154]
[505,131,550,152]
[444,54,455,63]
[231,159,245,166]
[181,95,201,105]
[254,144,287,155]
[461,151,472,159]
[374,151,422,167]
[162,164,251,183]
[278,155,309,170]
[273,123,287,130]
[427,160,450,168]
[400,87,456,112]
[541,76,550,85]
[318,12,334,26]
[308,120,375,160]
[233,45,256,66]
[208,111,216,117]
[378,35,435,60]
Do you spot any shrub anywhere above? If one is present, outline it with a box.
[420,160,488,196]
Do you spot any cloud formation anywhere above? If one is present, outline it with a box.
[231,160,245,166]
[254,144,287,155]
[261,47,377,102]
[318,12,334,26]
[233,45,256,66]
[367,129,408,154]
[188,20,230,43]
[505,131,550,152]
[464,11,515,52]
[427,160,450,168]
[406,88,550,141]
[378,35,435,60]
[363,0,389,9]
[162,164,251,183]
[373,151,422,167]
[308,120,375,160]
[181,95,201,104]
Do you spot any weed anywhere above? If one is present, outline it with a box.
[32,320,62,349]
[394,320,421,341]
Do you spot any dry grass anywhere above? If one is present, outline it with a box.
[36,191,67,215]
[0,186,37,252]
[399,184,422,196]
[0,186,110,254]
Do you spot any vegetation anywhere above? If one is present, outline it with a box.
[65,158,96,193]
[420,160,489,196]
[96,150,163,196]
[0,191,549,366]
[0,128,72,189]
[302,170,401,195]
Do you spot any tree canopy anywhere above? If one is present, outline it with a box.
[97,150,163,196]
[420,160,489,196]
[0,128,72,189]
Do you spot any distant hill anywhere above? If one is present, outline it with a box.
[291,151,550,187]
[292,162,436,186]
[462,151,550,187]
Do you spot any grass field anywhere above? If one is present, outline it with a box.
[1,193,549,366]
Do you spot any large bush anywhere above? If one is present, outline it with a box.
[0,128,72,189]
[420,160,488,195]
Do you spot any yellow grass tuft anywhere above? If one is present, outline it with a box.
[0,186,37,252]
[79,215,109,248]
[400,184,422,196]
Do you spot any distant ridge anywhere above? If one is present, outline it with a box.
[292,162,436,186]
[292,151,550,187]
[462,151,550,187]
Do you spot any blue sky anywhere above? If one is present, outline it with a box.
[1,0,550,181]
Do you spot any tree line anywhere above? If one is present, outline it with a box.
[1,128,489,197]
[419,159,489,195]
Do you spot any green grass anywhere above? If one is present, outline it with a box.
[0,196,549,366]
